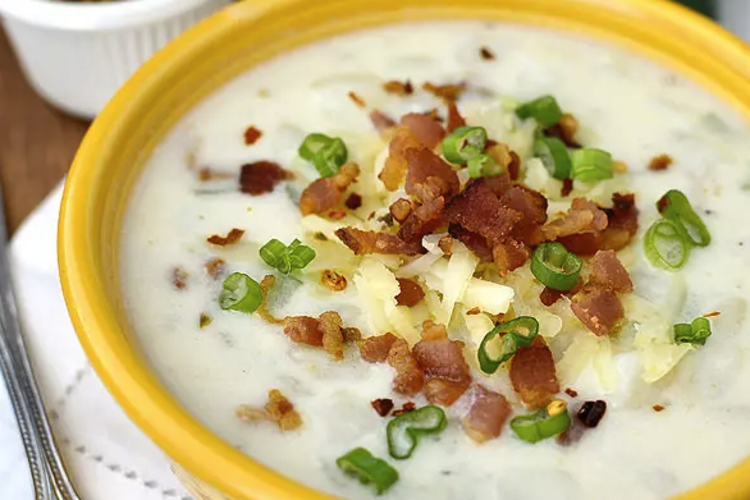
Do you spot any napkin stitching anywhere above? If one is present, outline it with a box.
[48,364,90,421]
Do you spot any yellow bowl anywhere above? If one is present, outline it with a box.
[58,1,750,499]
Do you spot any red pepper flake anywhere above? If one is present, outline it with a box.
[207,228,245,246]
[648,154,673,171]
[703,311,721,318]
[466,307,481,315]
[328,209,347,220]
[383,80,414,96]
[392,401,417,417]
[479,46,495,60]
[652,404,666,412]
[171,267,188,290]
[561,178,574,197]
[422,81,465,102]
[345,193,363,210]
[348,91,366,108]
[244,126,263,146]
[370,398,395,417]
[204,257,227,279]
[565,388,579,398]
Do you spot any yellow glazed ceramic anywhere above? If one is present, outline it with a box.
[58,1,750,499]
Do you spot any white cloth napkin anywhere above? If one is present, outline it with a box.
[0,182,191,500]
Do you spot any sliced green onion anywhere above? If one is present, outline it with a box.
[312,137,348,178]
[259,238,316,274]
[467,154,502,178]
[644,219,691,270]
[674,316,712,345]
[336,448,399,495]
[478,316,540,374]
[387,405,447,459]
[571,148,613,183]
[534,135,571,180]
[219,272,262,313]
[510,404,571,444]
[531,242,583,291]
[441,126,487,164]
[298,133,333,161]
[657,189,711,247]
[515,95,563,128]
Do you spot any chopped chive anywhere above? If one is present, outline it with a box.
[510,402,571,444]
[644,219,691,270]
[336,448,399,495]
[387,405,447,459]
[571,148,613,183]
[478,316,539,374]
[515,95,563,127]
[534,135,571,180]
[441,126,487,164]
[219,272,263,313]
[674,316,712,345]
[260,238,316,274]
[299,133,348,177]
[467,153,501,178]
[657,189,711,247]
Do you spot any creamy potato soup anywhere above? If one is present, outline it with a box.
[121,21,750,500]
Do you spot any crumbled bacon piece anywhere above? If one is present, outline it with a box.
[240,161,292,195]
[299,162,360,216]
[466,307,481,315]
[438,235,454,255]
[561,178,574,197]
[371,398,395,417]
[565,388,579,398]
[543,198,608,242]
[508,151,521,181]
[704,311,721,318]
[265,389,302,431]
[392,401,417,417]
[446,101,466,133]
[389,198,413,223]
[601,193,639,251]
[335,228,424,256]
[345,193,363,210]
[501,186,548,246]
[284,311,358,358]
[328,209,347,220]
[257,275,283,325]
[383,80,414,96]
[370,110,397,135]
[485,143,515,173]
[588,250,633,293]
[543,113,581,148]
[412,322,471,406]
[395,278,425,307]
[540,286,563,307]
[492,238,529,277]
[207,228,245,246]
[388,339,425,396]
[653,404,666,412]
[342,327,362,342]
[204,258,226,279]
[321,269,347,291]
[171,267,188,290]
[448,224,493,262]
[283,316,323,347]
[479,46,495,60]
[462,385,512,443]
[444,179,521,246]
[243,126,263,146]
[422,81,465,102]
[397,196,445,243]
[571,286,624,336]
[319,311,345,360]
[405,147,460,201]
[400,111,446,149]
[648,154,673,171]
[348,91,366,108]
[379,127,422,191]
[510,337,560,409]
[359,333,399,363]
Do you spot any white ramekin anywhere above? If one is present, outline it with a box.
[0,0,232,118]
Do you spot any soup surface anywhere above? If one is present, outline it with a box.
[120,21,750,500]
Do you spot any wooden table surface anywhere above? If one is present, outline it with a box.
[0,28,89,235]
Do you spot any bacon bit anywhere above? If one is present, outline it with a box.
[462,385,512,443]
[509,337,560,409]
[284,311,357,360]
[199,313,212,328]
[412,322,472,406]
[543,198,608,242]
[379,127,422,191]
[444,179,521,246]
[446,101,466,133]
[508,151,521,181]
[479,46,495,60]
[601,193,639,251]
[265,389,302,431]
[240,161,292,195]
[299,162,360,216]
[171,267,188,290]
[422,81,466,102]
[397,196,445,243]
[319,311,345,361]
[345,193,363,210]
[321,269,347,291]
[370,109,398,135]
[359,333,399,363]
[571,286,624,336]
[197,167,235,182]
[342,327,362,342]
[648,154,673,171]
[383,80,414,96]
[540,286,564,307]
[485,143,515,174]
[565,388,579,398]
[395,278,425,307]
[704,311,721,318]
[204,258,226,280]
[438,235,454,255]
[328,209,347,220]
[378,213,395,227]
[501,185,548,246]
[389,198,413,223]
[588,250,633,293]
[561,178,574,197]
[448,224,493,262]
[207,228,245,246]
[283,316,323,347]
[400,112,446,150]
[243,126,263,146]
[466,307,481,315]
[257,275,283,325]
[392,401,417,417]
[653,404,666,412]
[371,398,395,417]
[347,90,366,108]
[613,161,628,173]
[492,238,530,277]
[335,227,424,256]
[543,113,581,148]
[388,339,425,396]
[236,405,267,422]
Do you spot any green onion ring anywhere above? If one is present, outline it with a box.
[531,242,583,291]
[336,448,399,495]
[644,219,691,270]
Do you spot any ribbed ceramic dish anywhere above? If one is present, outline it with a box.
[58,1,750,499]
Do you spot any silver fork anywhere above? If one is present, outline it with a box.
[0,184,82,500]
